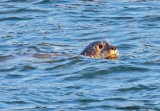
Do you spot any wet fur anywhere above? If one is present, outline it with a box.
[80,41,118,59]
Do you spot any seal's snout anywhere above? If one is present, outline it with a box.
[107,45,119,59]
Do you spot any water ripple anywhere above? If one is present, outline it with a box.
[0,17,33,21]
[0,0,160,110]
[109,65,150,73]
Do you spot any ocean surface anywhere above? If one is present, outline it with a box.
[0,0,160,110]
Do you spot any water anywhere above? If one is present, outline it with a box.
[0,0,160,110]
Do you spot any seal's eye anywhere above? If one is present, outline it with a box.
[98,44,103,49]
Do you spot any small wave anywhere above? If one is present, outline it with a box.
[0,55,14,62]
[33,0,53,4]
[20,65,37,71]
[141,15,160,22]
[0,8,49,14]
[0,17,33,21]
[108,65,150,73]
[0,66,17,72]
[64,67,110,81]
[4,73,26,79]
[117,84,158,92]
[115,105,160,110]
[7,0,30,2]
[109,16,134,20]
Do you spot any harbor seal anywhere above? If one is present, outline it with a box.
[1,41,118,61]
[31,41,119,60]
[80,41,119,59]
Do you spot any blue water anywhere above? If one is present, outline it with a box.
[0,0,160,110]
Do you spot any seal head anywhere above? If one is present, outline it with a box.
[80,41,119,59]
